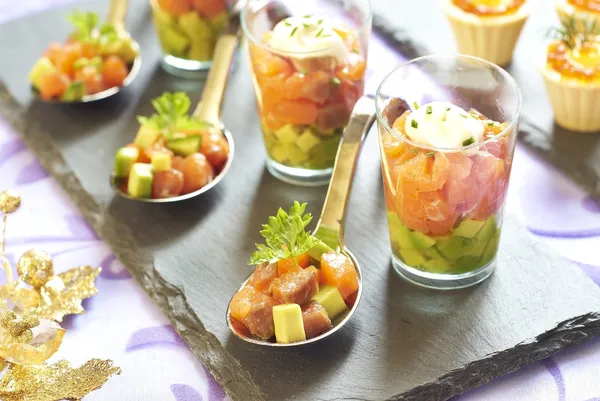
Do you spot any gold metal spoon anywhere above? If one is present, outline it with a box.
[226,96,376,347]
[109,1,243,202]
[32,0,141,104]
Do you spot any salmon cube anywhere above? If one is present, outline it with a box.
[320,252,359,301]
[302,301,332,339]
[249,262,278,294]
[229,286,278,340]
[272,266,319,305]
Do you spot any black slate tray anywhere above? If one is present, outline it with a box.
[1,1,600,400]
[369,0,600,199]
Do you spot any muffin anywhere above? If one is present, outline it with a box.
[442,0,534,66]
[539,23,600,132]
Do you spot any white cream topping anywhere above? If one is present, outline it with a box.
[267,15,349,63]
[405,101,485,149]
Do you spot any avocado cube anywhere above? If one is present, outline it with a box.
[151,152,172,172]
[306,135,341,169]
[436,236,466,261]
[422,259,451,273]
[296,128,323,153]
[270,144,308,165]
[187,39,214,61]
[409,231,436,250]
[307,241,335,262]
[312,286,348,320]
[455,255,484,273]
[386,212,414,249]
[127,163,153,198]
[453,219,486,238]
[210,11,228,33]
[399,248,426,267]
[313,225,339,250]
[28,57,57,89]
[152,6,176,26]
[481,234,501,265]
[274,124,301,144]
[101,35,139,63]
[134,125,161,148]
[476,216,498,243]
[273,304,306,344]
[60,81,85,102]
[166,136,202,156]
[158,25,190,55]
[179,11,213,39]
[462,238,488,259]
[114,147,139,178]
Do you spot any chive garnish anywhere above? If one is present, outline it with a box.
[426,152,435,157]
[411,120,418,129]
[461,114,468,119]
[318,19,323,25]
[331,77,341,86]
[426,105,432,115]
[284,20,291,26]
[351,48,360,53]
[316,27,324,37]
[412,148,419,155]
[487,121,495,126]
[304,14,311,18]
[322,34,331,37]
[462,137,475,146]
[302,23,310,28]
[413,101,419,110]
[290,26,298,37]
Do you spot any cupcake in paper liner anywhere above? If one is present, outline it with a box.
[442,0,535,66]
[556,0,600,33]
[539,22,600,132]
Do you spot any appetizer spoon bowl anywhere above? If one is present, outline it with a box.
[32,0,141,104]
[110,2,242,203]
[226,96,377,347]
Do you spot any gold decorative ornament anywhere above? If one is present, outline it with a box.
[17,249,54,289]
[0,359,121,401]
[0,189,119,399]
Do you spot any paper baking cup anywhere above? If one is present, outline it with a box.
[444,13,528,66]
[555,0,600,33]
[540,71,600,133]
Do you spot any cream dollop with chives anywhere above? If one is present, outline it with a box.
[267,15,349,63]
[405,101,485,149]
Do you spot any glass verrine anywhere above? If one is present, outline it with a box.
[242,0,372,186]
[375,55,521,290]
[150,0,231,77]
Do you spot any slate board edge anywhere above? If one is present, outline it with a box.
[370,13,600,198]
[0,83,265,401]
[2,74,600,401]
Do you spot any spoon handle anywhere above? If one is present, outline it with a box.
[314,96,376,249]
[107,0,128,32]
[193,33,239,126]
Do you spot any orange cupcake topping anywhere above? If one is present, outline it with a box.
[452,0,526,16]
[547,39,600,82]
[567,0,600,13]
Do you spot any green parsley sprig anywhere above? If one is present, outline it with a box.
[137,92,210,136]
[249,202,321,266]
[67,11,118,45]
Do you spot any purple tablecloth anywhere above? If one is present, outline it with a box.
[1,1,600,400]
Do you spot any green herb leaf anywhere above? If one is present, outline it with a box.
[284,20,292,26]
[412,148,419,155]
[462,137,475,146]
[461,114,468,119]
[67,11,99,41]
[290,26,298,37]
[304,14,312,18]
[318,19,323,25]
[446,107,451,111]
[302,23,310,28]
[411,120,418,129]
[331,77,341,86]
[425,152,435,157]
[248,202,321,266]
[412,101,419,110]
[136,92,207,136]
[426,105,432,115]
[487,121,495,126]
[316,27,324,37]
